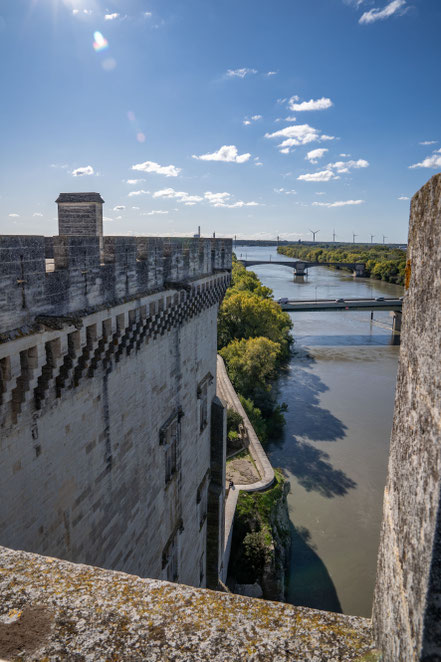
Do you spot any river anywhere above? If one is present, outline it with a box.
[236,244,402,618]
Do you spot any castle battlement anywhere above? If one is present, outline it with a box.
[0,234,232,336]
[0,193,231,595]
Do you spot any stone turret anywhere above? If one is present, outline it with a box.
[56,192,104,237]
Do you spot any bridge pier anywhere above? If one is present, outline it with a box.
[353,264,366,278]
[294,262,307,277]
[391,310,402,334]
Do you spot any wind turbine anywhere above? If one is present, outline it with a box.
[383,235,387,245]
[309,229,319,242]
[352,233,358,244]
[332,229,336,242]
[370,234,375,244]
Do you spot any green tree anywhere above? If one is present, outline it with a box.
[220,337,281,398]
[218,292,292,353]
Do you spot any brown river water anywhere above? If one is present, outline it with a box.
[236,245,402,617]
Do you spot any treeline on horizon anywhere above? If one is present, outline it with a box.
[217,257,292,441]
[278,243,407,285]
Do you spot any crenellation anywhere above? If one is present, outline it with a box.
[0,233,232,338]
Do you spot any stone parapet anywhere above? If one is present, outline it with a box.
[216,354,274,491]
[373,173,441,660]
[0,545,378,661]
[0,235,232,337]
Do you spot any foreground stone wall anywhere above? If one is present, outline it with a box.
[373,173,441,660]
[0,546,378,661]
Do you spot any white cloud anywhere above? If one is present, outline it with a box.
[284,116,297,122]
[104,13,119,20]
[103,216,114,222]
[73,8,92,15]
[288,96,333,112]
[126,178,144,185]
[327,158,369,173]
[113,205,126,211]
[359,0,407,24]
[298,170,339,182]
[204,191,231,205]
[212,200,259,209]
[254,161,263,166]
[315,192,325,195]
[274,188,297,195]
[265,124,336,153]
[131,206,140,210]
[409,154,441,169]
[152,188,203,205]
[306,148,328,163]
[131,160,181,177]
[345,0,367,6]
[144,12,152,18]
[226,68,258,78]
[340,153,351,157]
[265,71,278,76]
[243,114,262,126]
[71,165,94,176]
[312,199,364,207]
[398,196,410,200]
[128,189,150,197]
[72,9,79,14]
[33,212,43,217]
[9,213,20,217]
[143,210,169,215]
[192,145,251,163]
[419,140,438,146]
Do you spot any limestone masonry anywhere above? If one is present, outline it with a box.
[1,177,441,660]
[0,192,232,590]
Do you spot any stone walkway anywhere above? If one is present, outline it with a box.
[217,355,276,581]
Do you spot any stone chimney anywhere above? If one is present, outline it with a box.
[56,192,105,237]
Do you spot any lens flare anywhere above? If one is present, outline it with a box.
[93,31,108,52]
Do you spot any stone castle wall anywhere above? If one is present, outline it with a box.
[0,234,231,335]
[373,173,441,661]
[0,220,232,588]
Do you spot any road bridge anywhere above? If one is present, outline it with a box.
[279,297,403,333]
[239,259,366,277]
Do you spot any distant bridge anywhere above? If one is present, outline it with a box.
[239,259,366,277]
[279,297,403,333]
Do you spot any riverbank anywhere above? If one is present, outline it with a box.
[278,243,407,285]
[234,244,400,616]
[217,355,291,601]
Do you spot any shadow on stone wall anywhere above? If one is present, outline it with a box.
[287,523,342,613]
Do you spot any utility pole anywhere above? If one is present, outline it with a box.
[332,229,336,243]
[309,229,319,242]
[370,234,375,244]
[352,233,358,244]
[383,235,387,245]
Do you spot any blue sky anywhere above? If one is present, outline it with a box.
[1,0,440,242]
